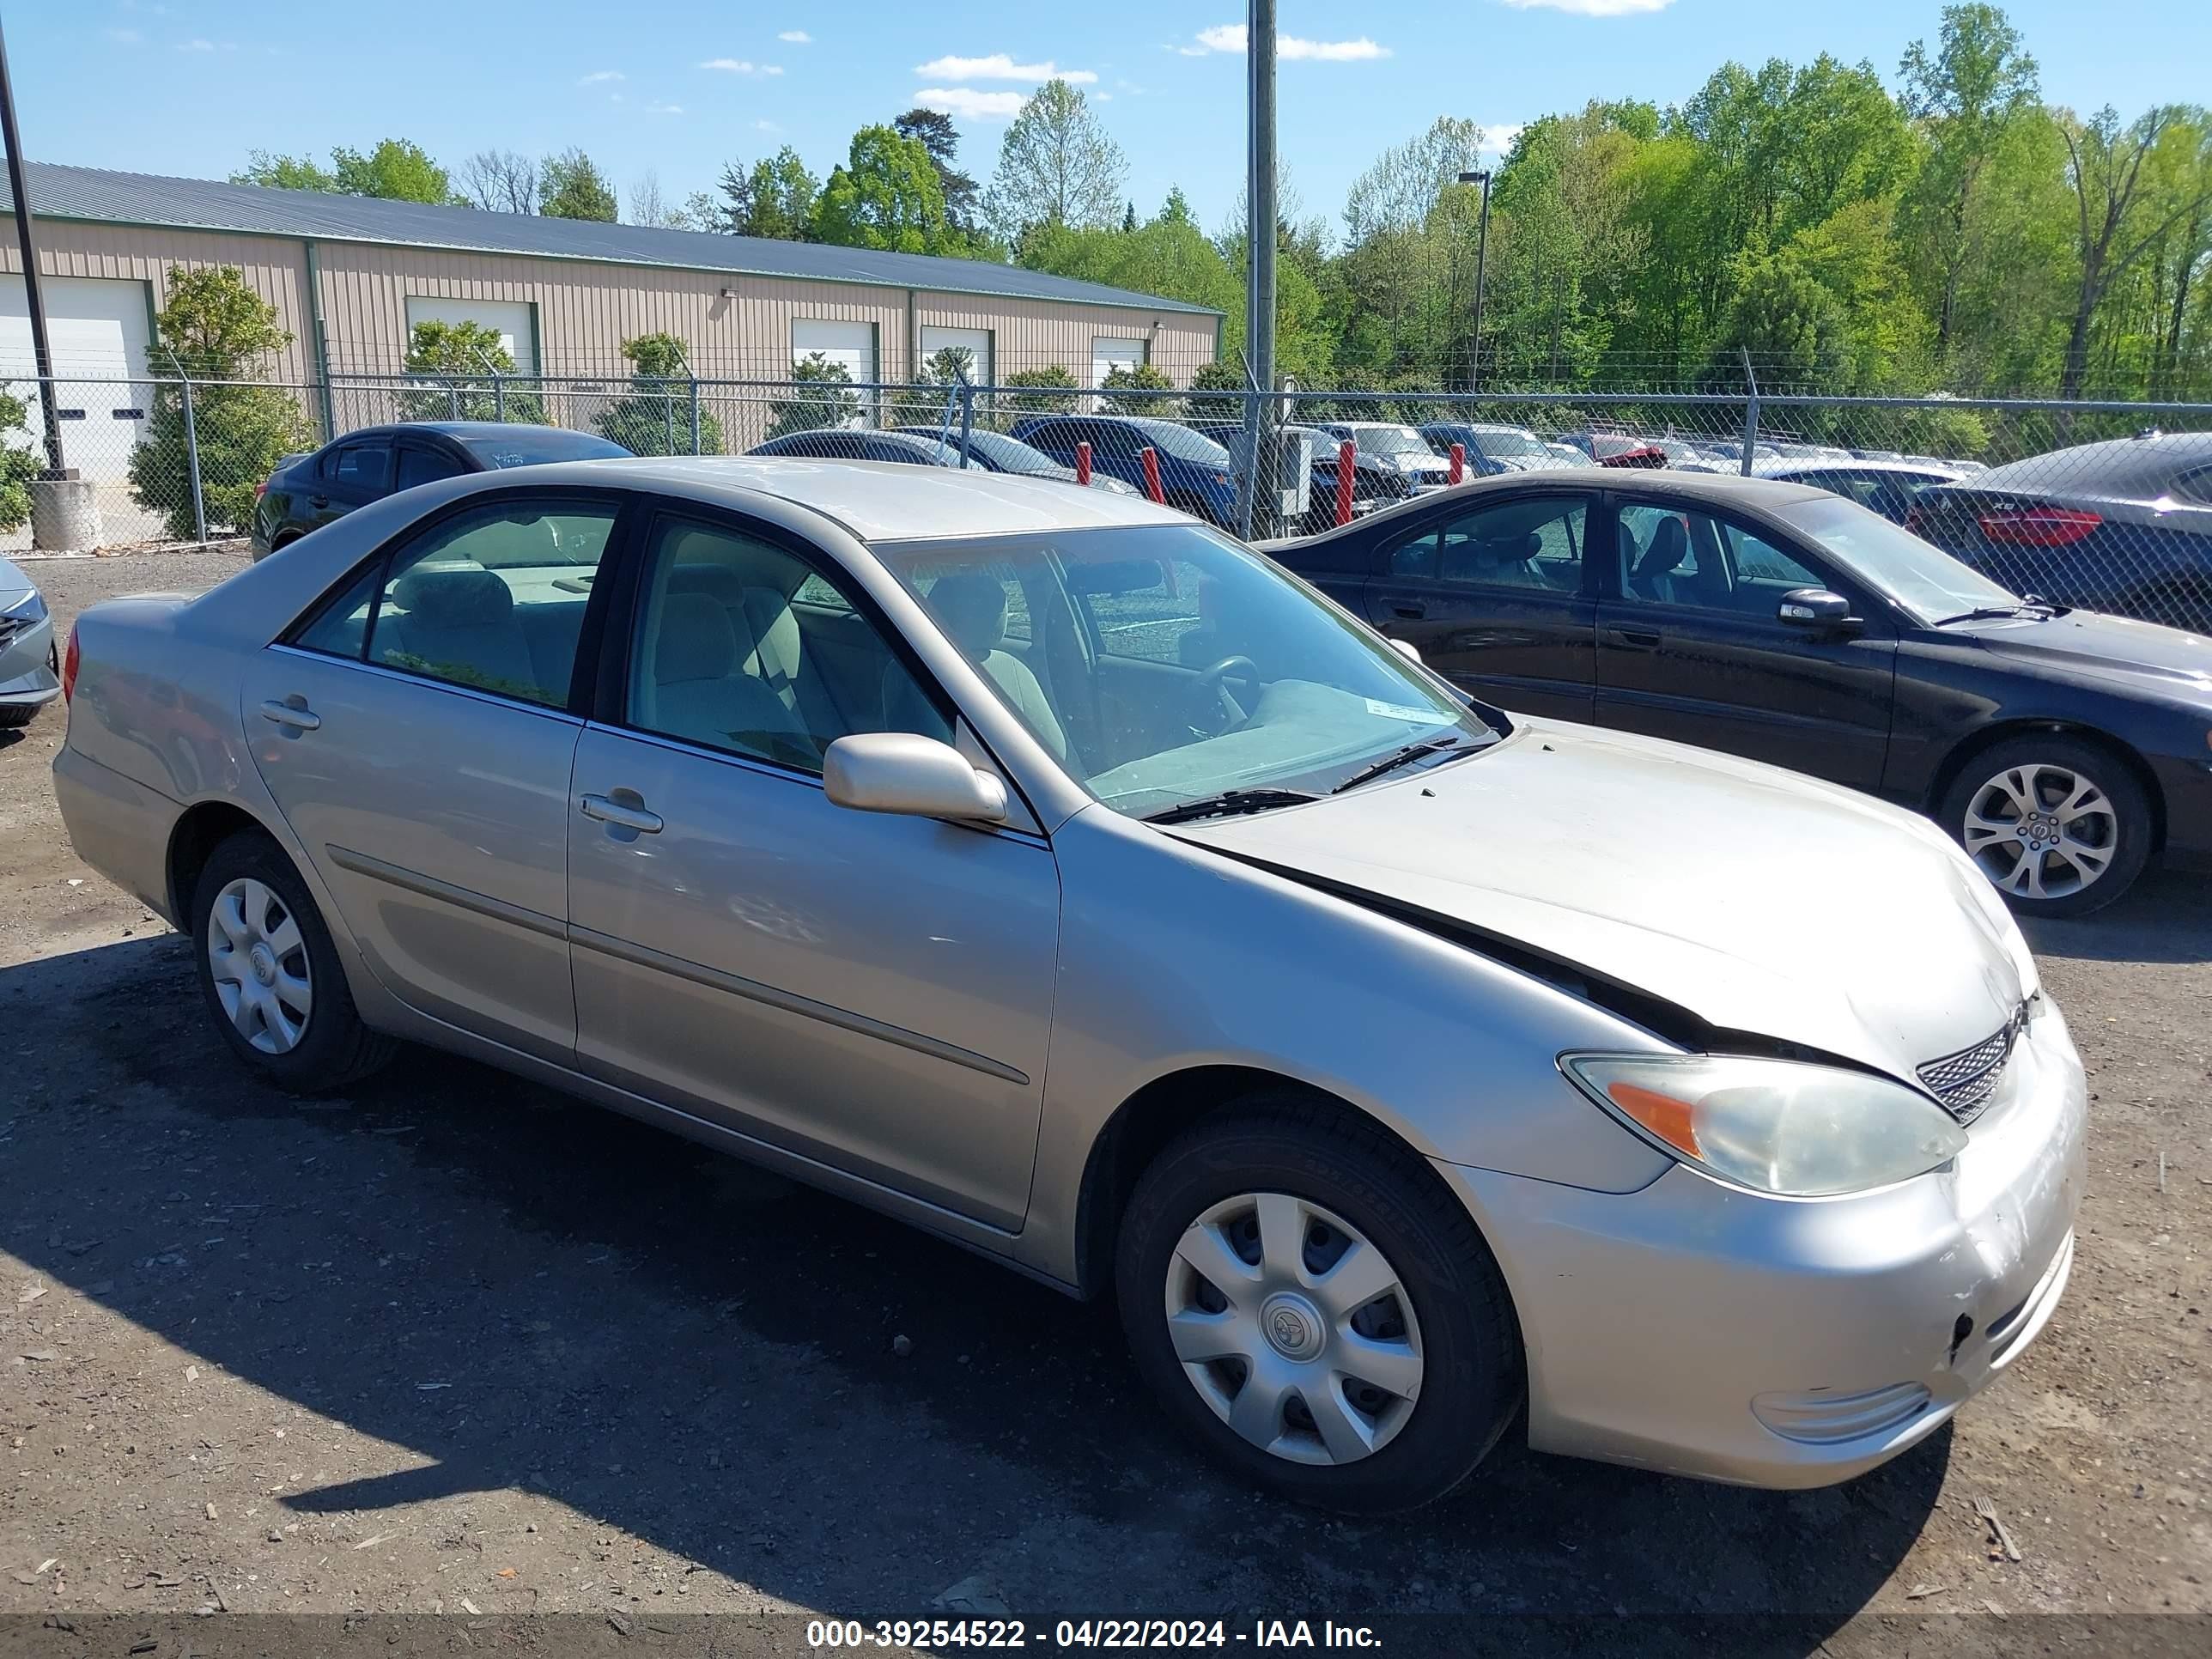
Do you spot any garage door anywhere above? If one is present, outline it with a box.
[918,325,991,386]
[0,275,155,482]
[792,319,878,386]
[404,296,539,374]
[1091,336,1146,387]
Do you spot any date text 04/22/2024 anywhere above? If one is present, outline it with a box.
[803,1619,1384,1649]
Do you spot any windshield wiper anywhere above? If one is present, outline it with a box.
[1141,787,1321,825]
[1329,734,1470,795]
[1932,599,2057,627]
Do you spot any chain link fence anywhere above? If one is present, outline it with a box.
[9,368,2209,635]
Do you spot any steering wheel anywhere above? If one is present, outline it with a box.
[1192,654,1262,732]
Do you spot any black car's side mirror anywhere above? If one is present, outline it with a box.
[1778,587,1858,629]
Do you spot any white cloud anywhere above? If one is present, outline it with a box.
[578,70,623,85]
[915,86,1030,121]
[647,100,684,116]
[755,118,782,132]
[1493,0,1674,13]
[103,26,145,45]
[778,30,811,43]
[913,53,1096,84]
[176,37,216,52]
[1480,122,1526,156]
[700,58,782,75]
[1186,24,1390,60]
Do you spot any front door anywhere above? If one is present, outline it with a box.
[1594,498,1897,788]
[242,490,623,1062]
[565,508,1060,1231]
[1362,493,1597,722]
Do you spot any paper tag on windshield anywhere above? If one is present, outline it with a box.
[1365,698,1440,723]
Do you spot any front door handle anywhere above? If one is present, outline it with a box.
[580,793,664,835]
[258,697,320,731]
[307,495,329,510]
[1606,625,1663,650]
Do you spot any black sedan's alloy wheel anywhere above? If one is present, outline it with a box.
[1940,735,2152,917]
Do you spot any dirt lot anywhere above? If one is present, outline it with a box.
[2,550,2208,1651]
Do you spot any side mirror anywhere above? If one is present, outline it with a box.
[1389,637,1423,665]
[1778,587,1857,629]
[823,732,1008,824]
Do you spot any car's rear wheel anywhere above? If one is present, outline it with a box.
[1939,735,2153,917]
[1115,1100,1522,1514]
[190,830,395,1091]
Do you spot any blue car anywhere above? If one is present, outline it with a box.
[1006,415,1238,526]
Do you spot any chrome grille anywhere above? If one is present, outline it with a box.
[1917,1004,2029,1125]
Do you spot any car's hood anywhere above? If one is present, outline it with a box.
[1172,720,2033,1082]
[0,557,33,605]
[1960,608,2212,698]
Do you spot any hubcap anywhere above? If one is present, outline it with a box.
[1961,763,2119,902]
[206,877,313,1054]
[1163,1193,1425,1467]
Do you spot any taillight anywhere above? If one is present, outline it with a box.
[61,628,79,702]
[1978,505,2101,546]
[254,480,268,498]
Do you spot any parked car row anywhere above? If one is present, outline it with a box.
[58,454,2096,1517]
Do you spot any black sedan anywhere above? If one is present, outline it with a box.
[1263,471,2212,915]
[251,422,632,560]
[1906,431,2212,634]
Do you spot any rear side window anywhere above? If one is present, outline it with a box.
[395,446,467,491]
[325,441,391,490]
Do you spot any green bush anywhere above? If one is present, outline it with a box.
[1097,362,1179,418]
[399,320,547,424]
[764,353,863,440]
[130,267,314,539]
[996,364,1080,418]
[0,388,39,533]
[592,333,723,456]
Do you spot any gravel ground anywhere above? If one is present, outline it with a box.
[2,551,2207,1650]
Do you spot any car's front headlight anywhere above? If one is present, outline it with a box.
[4,587,46,623]
[1560,1053,1966,1198]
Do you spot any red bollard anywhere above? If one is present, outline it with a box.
[1449,442,1466,485]
[1075,441,1091,486]
[1139,445,1165,503]
[1335,441,1356,527]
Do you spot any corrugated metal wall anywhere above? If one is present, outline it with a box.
[9,221,1222,389]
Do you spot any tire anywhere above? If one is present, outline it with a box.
[1115,1097,1522,1515]
[1937,734,2154,917]
[189,830,395,1092]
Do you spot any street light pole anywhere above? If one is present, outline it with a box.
[0,15,64,474]
[1457,168,1493,394]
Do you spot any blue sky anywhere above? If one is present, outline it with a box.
[14,1,2209,241]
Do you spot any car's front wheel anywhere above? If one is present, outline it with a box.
[190,830,395,1091]
[1939,735,2153,917]
[1115,1101,1522,1514]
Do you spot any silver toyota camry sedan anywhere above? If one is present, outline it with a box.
[54,458,2083,1513]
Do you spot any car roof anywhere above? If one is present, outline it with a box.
[1261,468,1831,545]
[1758,458,1961,478]
[495,455,1188,541]
[331,422,570,444]
[1967,430,2212,494]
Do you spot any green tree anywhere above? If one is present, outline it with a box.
[234,139,464,204]
[541,149,618,222]
[986,79,1128,240]
[766,353,862,438]
[1188,358,1248,417]
[893,107,981,232]
[700,149,820,239]
[0,388,40,532]
[399,320,546,423]
[1097,362,1177,417]
[593,334,722,455]
[812,125,965,254]
[996,364,1080,416]
[894,344,981,422]
[131,267,314,538]
[1705,252,1849,390]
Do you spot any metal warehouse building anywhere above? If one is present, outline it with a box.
[1,161,1223,477]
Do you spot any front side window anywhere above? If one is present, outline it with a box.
[1613,503,1820,613]
[326,441,391,492]
[366,499,616,705]
[395,446,466,492]
[879,524,1500,820]
[625,517,948,775]
[1389,498,1586,590]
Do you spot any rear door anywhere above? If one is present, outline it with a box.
[318,438,393,522]
[1361,492,1598,722]
[393,438,473,495]
[1594,496,1897,787]
[241,489,626,1063]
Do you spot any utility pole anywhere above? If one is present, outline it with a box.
[1238,0,1279,538]
[0,15,64,474]
[1457,169,1493,393]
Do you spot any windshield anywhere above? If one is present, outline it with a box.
[1130,422,1230,465]
[1350,426,1433,460]
[1776,496,2022,623]
[951,429,1060,474]
[876,523,1499,819]
[1471,428,1548,457]
[459,430,632,467]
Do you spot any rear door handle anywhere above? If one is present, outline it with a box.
[580,793,664,835]
[1606,625,1663,650]
[307,495,329,509]
[258,698,320,731]
[1392,603,1427,620]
